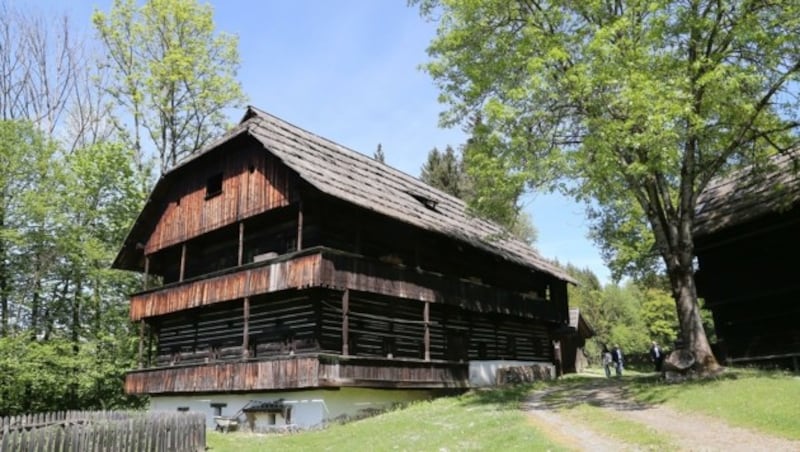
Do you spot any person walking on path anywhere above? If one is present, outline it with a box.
[601,346,613,378]
[649,341,664,372]
[611,344,624,377]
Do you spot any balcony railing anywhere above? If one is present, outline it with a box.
[130,246,565,324]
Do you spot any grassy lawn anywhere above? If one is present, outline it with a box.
[625,368,800,440]
[207,384,569,452]
[206,368,799,451]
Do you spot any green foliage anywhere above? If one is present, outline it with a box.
[94,0,247,172]
[0,334,144,414]
[641,288,679,348]
[0,120,147,415]
[566,264,677,360]
[420,145,464,198]
[420,143,538,244]
[415,0,800,366]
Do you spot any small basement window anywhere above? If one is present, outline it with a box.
[205,172,223,199]
[177,407,190,412]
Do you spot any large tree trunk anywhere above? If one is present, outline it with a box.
[668,261,720,372]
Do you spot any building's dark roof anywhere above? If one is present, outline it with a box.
[115,106,574,283]
[694,152,800,238]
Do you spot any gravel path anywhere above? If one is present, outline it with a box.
[522,378,800,452]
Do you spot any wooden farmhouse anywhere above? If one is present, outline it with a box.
[114,106,575,429]
[557,309,594,374]
[694,152,800,371]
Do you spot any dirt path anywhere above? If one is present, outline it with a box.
[522,378,800,452]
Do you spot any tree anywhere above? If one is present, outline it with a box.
[94,0,247,173]
[373,143,386,163]
[417,0,800,372]
[420,145,463,197]
[420,143,538,244]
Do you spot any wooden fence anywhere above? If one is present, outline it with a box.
[0,410,205,452]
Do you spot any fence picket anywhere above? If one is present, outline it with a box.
[0,410,206,452]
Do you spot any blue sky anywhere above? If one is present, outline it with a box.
[40,0,610,283]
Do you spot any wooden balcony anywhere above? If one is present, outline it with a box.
[130,246,566,323]
[125,354,468,394]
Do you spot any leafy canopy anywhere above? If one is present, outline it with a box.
[417,0,800,278]
[94,0,247,172]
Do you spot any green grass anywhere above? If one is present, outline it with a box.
[625,368,800,440]
[206,368,800,451]
[207,384,569,452]
[560,404,674,450]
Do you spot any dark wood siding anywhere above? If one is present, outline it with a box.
[695,207,800,367]
[145,146,294,255]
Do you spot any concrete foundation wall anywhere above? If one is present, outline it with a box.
[469,360,555,386]
[150,387,434,430]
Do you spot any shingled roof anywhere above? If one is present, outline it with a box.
[116,106,574,283]
[694,152,800,237]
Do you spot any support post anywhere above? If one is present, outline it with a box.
[342,289,349,356]
[179,243,187,282]
[143,256,150,290]
[147,324,153,367]
[424,301,430,362]
[138,320,145,369]
[238,222,245,266]
[242,297,250,360]
[297,201,304,251]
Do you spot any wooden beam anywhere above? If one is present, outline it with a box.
[297,201,304,251]
[424,301,430,361]
[242,297,250,360]
[138,320,145,369]
[179,243,187,282]
[143,256,150,290]
[147,324,153,367]
[342,289,350,356]
[238,222,245,266]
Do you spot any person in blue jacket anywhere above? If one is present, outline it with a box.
[611,344,624,377]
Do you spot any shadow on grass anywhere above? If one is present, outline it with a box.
[454,367,786,413]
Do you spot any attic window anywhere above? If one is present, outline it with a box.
[407,191,439,211]
[205,172,223,199]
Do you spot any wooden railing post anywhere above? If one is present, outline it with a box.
[297,201,304,251]
[138,320,145,369]
[424,301,430,361]
[242,297,250,360]
[342,289,349,356]
[179,243,187,282]
[147,324,154,367]
[238,222,245,266]
[143,256,150,290]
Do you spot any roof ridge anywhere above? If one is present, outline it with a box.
[243,106,473,207]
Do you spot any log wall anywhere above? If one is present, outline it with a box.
[154,294,319,367]
[145,144,295,255]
